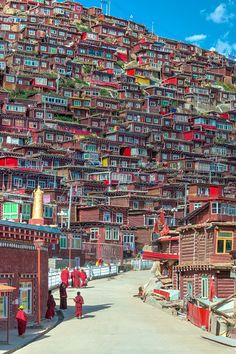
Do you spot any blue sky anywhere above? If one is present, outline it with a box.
[80,0,236,57]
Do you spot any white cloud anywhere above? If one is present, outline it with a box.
[185,34,207,42]
[207,3,234,23]
[214,39,236,54]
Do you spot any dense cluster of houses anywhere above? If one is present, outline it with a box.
[0,0,236,324]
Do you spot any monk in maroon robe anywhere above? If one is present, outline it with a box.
[61,268,69,288]
[16,306,27,336]
[71,269,75,287]
[73,291,84,319]
[59,282,67,309]
[45,290,56,319]
[80,269,88,287]
[73,268,81,288]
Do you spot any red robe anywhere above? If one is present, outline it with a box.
[59,283,67,309]
[80,271,87,287]
[71,271,75,287]
[73,269,81,288]
[45,294,56,319]
[16,310,27,336]
[73,295,84,318]
[61,269,69,287]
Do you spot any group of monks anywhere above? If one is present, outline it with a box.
[59,267,87,312]
[60,267,88,289]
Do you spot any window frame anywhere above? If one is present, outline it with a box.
[19,281,32,314]
[201,276,209,299]
[216,231,233,254]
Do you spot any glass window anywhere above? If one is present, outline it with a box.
[38,181,46,188]
[116,213,123,224]
[0,290,7,318]
[103,212,111,222]
[44,206,53,218]
[217,231,233,254]
[105,227,112,240]
[19,282,32,314]
[90,228,99,240]
[3,203,18,219]
[22,204,31,220]
[72,236,81,249]
[59,235,67,249]
[187,281,193,297]
[113,228,119,240]
[146,217,155,226]
[201,277,208,299]
[27,180,35,188]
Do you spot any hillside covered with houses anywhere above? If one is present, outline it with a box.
[0,0,236,304]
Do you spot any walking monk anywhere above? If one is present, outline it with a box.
[73,267,81,288]
[59,282,67,309]
[73,291,84,319]
[80,269,88,287]
[45,290,56,320]
[16,306,28,336]
[60,267,69,288]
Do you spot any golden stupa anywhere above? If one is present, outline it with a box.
[29,185,44,225]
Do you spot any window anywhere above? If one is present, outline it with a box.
[103,212,111,222]
[90,228,99,240]
[72,236,81,249]
[15,120,24,127]
[194,203,202,210]
[201,277,208,299]
[46,134,53,141]
[44,206,53,218]
[187,281,193,297]
[60,235,67,249]
[0,294,7,318]
[116,213,123,224]
[217,231,233,254]
[146,217,155,226]
[27,180,35,188]
[113,228,119,240]
[29,122,38,129]
[123,233,134,244]
[36,112,43,118]
[6,202,19,220]
[38,181,46,188]
[19,282,32,314]
[133,201,139,209]
[105,227,112,240]
[22,204,31,220]
[13,177,23,188]
[6,75,15,83]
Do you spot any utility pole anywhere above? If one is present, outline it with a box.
[151,21,154,36]
[56,72,60,94]
[67,184,73,230]
[43,101,46,125]
[184,183,188,224]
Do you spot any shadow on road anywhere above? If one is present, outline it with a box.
[84,304,113,315]
[61,303,113,323]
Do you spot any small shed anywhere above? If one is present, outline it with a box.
[0,284,16,344]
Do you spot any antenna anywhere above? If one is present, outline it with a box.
[100,0,111,16]
[152,21,154,35]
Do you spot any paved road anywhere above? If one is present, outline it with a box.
[18,271,234,354]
